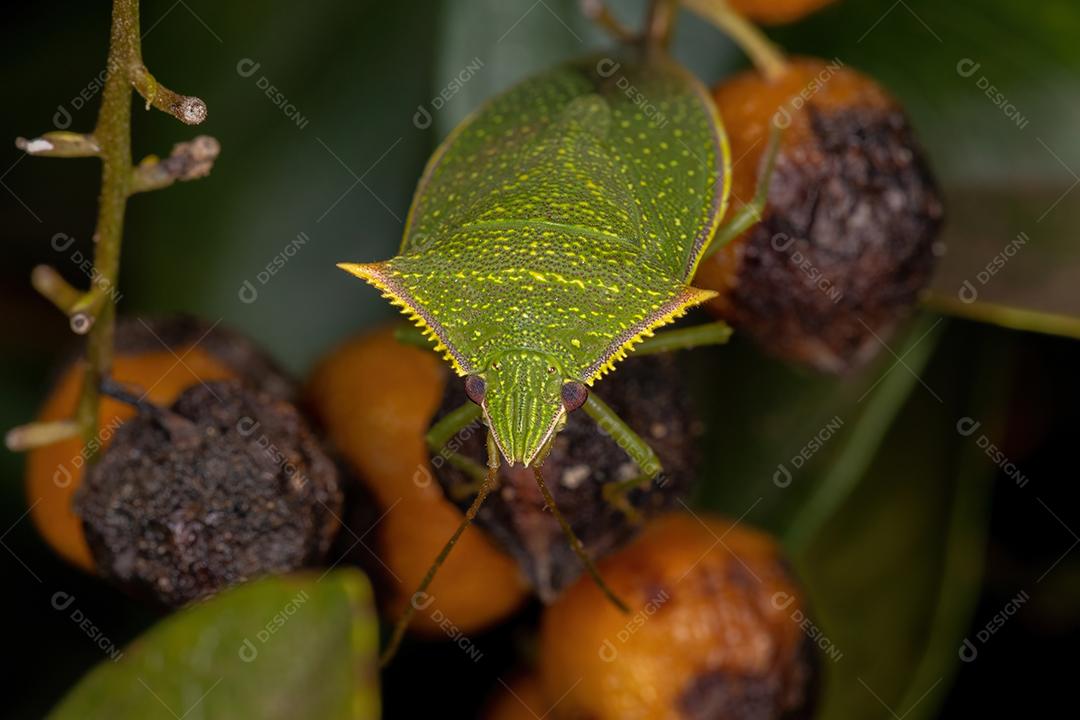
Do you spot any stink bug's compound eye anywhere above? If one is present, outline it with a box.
[561,381,588,413]
[465,375,486,405]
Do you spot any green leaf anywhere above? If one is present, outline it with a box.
[48,571,379,720]
[689,317,944,534]
[798,333,1007,720]
[692,316,1012,720]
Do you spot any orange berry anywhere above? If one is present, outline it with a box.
[306,325,528,636]
[726,0,837,25]
[538,512,816,719]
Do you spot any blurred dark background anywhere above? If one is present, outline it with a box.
[2,0,1078,717]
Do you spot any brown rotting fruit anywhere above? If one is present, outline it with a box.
[76,379,343,607]
[695,58,943,372]
[25,316,292,570]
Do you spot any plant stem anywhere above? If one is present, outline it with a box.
[31,265,83,315]
[921,291,1080,341]
[643,0,680,51]
[581,0,638,43]
[683,0,788,81]
[15,132,100,157]
[8,0,214,455]
[72,0,137,456]
[5,420,81,453]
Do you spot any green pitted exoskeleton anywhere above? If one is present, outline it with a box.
[339,50,778,663]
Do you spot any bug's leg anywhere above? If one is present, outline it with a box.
[380,431,501,667]
[426,401,488,499]
[582,392,663,523]
[532,464,629,613]
[634,321,732,356]
[702,123,782,260]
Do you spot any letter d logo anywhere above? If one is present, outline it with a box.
[598,639,618,662]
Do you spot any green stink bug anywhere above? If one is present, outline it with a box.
[342,52,731,465]
[340,50,777,662]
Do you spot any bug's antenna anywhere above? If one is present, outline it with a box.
[531,464,630,613]
[379,432,501,667]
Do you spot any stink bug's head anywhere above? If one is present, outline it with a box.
[465,350,588,467]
